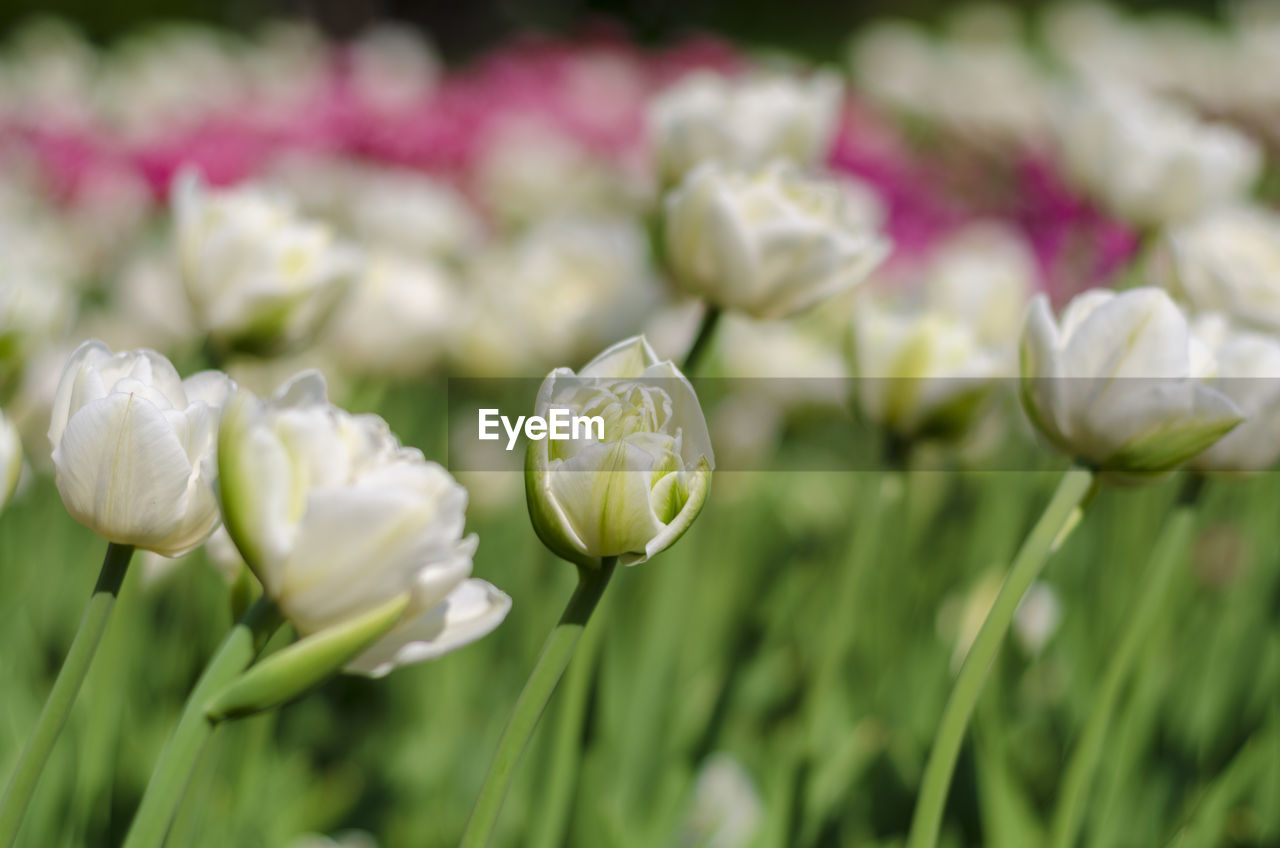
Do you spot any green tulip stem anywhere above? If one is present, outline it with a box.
[460,557,618,848]
[1048,475,1203,848]
[0,542,134,848]
[681,306,722,375]
[906,467,1097,848]
[123,596,282,848]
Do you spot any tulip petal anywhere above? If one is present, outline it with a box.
[546,439,667,559]
[48,340,111,447]
[577,335,660,379]
[345,579,513,678]
[632,458,712,566]
[53,392,192,550]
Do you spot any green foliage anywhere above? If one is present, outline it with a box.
[2,379,1278,847]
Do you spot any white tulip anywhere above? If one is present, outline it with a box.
[324,251,464,378]
[173,171,360,354]
[218,371,510,678]
[924,222,1037,351]
[649,70,843,185]
[1019,288,1242,474]
[526,336,714,568]
[665,162,889,320]
[457,215,660,375]
[1052,83,1261,228]
[1188,314,1280,473]
[476,117,650,226]
[0,406,21,513]
[344,169,481,261]
[47,341,235,556]
[1160,205,1280,335]
[852,300,1003,439]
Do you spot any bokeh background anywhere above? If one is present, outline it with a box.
[3,1,1280,848]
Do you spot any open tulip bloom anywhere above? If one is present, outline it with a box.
[217,370,511,680]
[123,371,511,848]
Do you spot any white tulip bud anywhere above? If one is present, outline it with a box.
[852,301,1003,440]
[1052,84,1261,228]
[526,336,714,568]
[1019,288,1242,475]
[665,162,889,320]
[0,406,21,513]
[217,371,510,678]
[1188,314,1280,473]
[1160,205,1280,335]
[173,171,360,355]
[649,70,843,186]
[47,340,235,556]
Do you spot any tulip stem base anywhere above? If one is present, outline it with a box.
[906,467,1096,848]
[123,596,282,848]
[1048,481,1201,848]
[0,542,134,848]
[460,557,618,848]
[681,306,722,374]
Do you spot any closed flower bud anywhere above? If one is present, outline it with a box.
[218,371,510,678]
[852,301,1003,440]
[1020,288,1242,475]
[173,171,360,355]
[526,336,714,568]
[1187,314,1280,473]
[665,162,889,320]
[1052,84,1261,228]
[1160,205,1280,335]
[1,406,21,512]
[649,70,843,186]
[48,340,234,556]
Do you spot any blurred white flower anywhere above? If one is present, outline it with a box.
[649,70,843,185]
[678,753,763,848]
[1188,313,1280,473]
[345,169,482,261]
[347,24,439,113]
[324,251,464,378]
[526,336,714,568]
[1,274,75,393]
[0,406,21,513]
[218,371,510,678]
[665,162,889,320]
[48,341,235,555]
[924,222,1037,353]
[285,830,378,848]
[93,25,247,140]
[1160,205,1280,335]
[173,171,360,355]
[852,299,1003,440]
[1020,288,1242,474]
[457,215,661,375]
[475,116,649,227]
[1051,83,1261,228]
[718,314,849,405]
[851,18,1049,145]
[1013,581,1063,656]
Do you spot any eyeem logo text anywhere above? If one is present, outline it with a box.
[478,408,605,451]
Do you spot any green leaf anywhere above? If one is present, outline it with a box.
[204,592,410,721]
